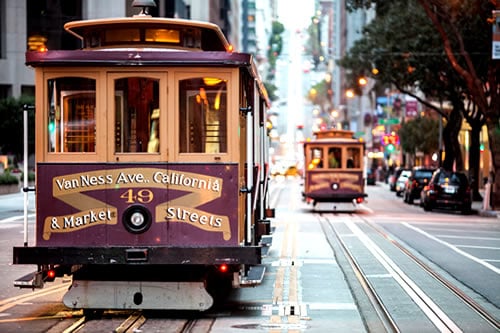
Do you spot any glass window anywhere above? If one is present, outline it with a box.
[346,147,361,168]
[179,77,227,153]
[308,147,323,169]
[328,147,341,168]
[114,77,160,153]
[47,77,96,153]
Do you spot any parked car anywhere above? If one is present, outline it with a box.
[403,167,435,204]
[395,169,411,196]
[366,168,376,185]
[420,169,472,214]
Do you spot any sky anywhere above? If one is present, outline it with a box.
[273,0,316,160]
[276,0,315,31]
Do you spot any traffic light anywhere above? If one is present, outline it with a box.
[385,143,395,153]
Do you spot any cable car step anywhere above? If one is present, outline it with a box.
[261,235,272,246]
[241,265,265,286]
[14,271,44,289]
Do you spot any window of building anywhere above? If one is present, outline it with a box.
[0,85,10,100]
[21,85,35,97]
[27,0,82,51]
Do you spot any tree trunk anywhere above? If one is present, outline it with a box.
[468,123,483,201]
[486,117,500,209]
[442,106,463,171]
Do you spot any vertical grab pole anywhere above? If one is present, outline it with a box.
[259,124,265,220]
[240,105,253,245]
[23,105,29,247]
[246,108,254,245]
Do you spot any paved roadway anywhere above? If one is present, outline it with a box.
[0,180,499,332]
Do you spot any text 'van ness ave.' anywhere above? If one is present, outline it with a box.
[54,170,221,193]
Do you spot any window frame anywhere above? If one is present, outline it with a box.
[174,70,235,163]
[41,71,103,162]
[106,71,167,163]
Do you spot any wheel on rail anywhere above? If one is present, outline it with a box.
[83,308,104,319]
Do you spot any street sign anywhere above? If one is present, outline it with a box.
[493,11,500,59]
[378,118,399,125]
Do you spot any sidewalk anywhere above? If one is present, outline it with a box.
[475,190,500,218]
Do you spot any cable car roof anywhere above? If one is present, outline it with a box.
[64,17,231,52]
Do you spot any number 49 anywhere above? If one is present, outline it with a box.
[120,189,154,203]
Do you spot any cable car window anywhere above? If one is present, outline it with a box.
[114,77,160,153]
[145,29,180,43]
[47,77,96,153]
[346,147,361,168]
[179,77,227,153]
[308,147,323,169]
[105,29,140,43]
[328,147,341,168]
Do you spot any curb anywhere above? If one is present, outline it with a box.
[477,209,500,218]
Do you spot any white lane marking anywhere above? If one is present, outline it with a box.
[455,245,500,250]
[403,222,500,275]
[437,235,500,241]
[345,220,462,333]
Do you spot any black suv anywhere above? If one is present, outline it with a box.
[403,166,435,204]
[420,169,472,214]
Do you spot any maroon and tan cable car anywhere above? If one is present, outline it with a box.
[303,129,367,207]
[13,1,273,312]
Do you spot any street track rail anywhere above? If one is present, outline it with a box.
[59,311,212,333]
[318,213,399,333]
[360,215,500,331]
[61,311,146,333]
[318,211,500,332]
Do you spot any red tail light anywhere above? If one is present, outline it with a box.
[218,264,229,273]
[45,269,56,282]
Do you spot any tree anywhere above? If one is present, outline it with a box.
[339,0,464,166]
[307,79,332,112]
[304,16,324,69]
[416,0,500,207]
[399,117,440,166]
[263,82,278,101]
[343,0,495,201]
[265,20,285,83]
